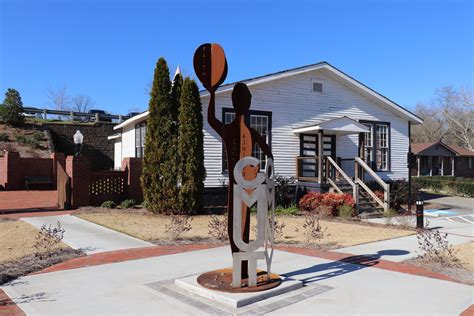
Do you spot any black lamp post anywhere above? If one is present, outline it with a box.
[73,130,84,157]
[416,194,424,229]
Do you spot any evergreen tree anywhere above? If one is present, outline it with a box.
[141,58,179,214]
[178,78,206,214]
[0,89,24,126]
[170,73,183,124]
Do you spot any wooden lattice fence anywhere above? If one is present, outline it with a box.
[89,170,127,206]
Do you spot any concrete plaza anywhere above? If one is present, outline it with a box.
[2,246,472,315]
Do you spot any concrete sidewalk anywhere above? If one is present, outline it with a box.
[334,233,472,262]
[2,246,471,315]
[22,215,153,254]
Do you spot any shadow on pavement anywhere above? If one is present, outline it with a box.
[282,249,409,284]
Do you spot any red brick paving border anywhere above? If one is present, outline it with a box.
[0,191,58,213]
[0,243,467,315]
[0,289,25,316]
[0,210,76,219]
[33,244,224,275]
[276,245,460,283]
[461,305,474,316]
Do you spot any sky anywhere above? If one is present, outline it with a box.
[1,0,473,115]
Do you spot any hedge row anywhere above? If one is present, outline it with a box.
[413,177,474,197]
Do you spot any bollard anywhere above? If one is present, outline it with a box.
[416,195,424,229]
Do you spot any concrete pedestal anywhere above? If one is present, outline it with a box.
[175,274,303,308]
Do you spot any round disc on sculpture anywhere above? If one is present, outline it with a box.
[197,269,282,293]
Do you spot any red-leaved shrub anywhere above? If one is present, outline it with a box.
[298,192,355,217]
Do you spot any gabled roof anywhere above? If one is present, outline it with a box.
[114,111,149,131]
[113,62,423,132]
[412,142,474,157]
[292,116,370,135]
[201,62,423,125]
[447,145,474,157]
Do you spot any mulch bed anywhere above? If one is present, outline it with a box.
[404,257,474,285]
[0,249,85,285]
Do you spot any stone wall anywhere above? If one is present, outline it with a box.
[45,122,115,170]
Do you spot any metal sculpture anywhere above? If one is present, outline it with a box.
[193,43,280,291]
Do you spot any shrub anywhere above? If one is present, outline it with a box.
[164,215,192,240]
[34,222,65,259]
[16,135,40,148]
[272,217,286,242]
[101,200,116,209]
[208,214,228,241]
[0,89,24,126]
[0,132,8,142]
[416,228,460,267]
[119,199,136,209]
[413,177,474,198]
[384,208,399,225]
[294,214,329,245]
[339,204,355,219]
[275,203,299,216]
[298,192,355,217]
[32,131,44,141]
[275,175,296,207]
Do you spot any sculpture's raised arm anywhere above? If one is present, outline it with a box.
[193,43,228,137]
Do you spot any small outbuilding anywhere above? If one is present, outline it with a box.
[411,142,474,178]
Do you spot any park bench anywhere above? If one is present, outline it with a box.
[25,176,53,190]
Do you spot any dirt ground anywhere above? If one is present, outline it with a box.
[0,220,68,263]
[454,241,474,270]
[76,209,414,249]
[0,123,51,158]
[405,242,474,285]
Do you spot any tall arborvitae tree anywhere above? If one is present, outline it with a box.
[141,58,179,214]
[170,73,183,124]
[0,89,24,126]
[178,78,206,214]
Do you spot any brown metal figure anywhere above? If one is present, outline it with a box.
[194,43,273,280]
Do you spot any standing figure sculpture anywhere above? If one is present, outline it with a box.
[194,43,280,290]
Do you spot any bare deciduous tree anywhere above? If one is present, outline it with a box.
[71,94,94,113]
[440,86,473,150]
[47,86,71,111]
[411,103,446,143]
[411,86,473,150]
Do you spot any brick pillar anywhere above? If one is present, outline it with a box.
[122,158,143,203]
[4,151,21,190]
[66,156,90,208]
[51,152,66,189]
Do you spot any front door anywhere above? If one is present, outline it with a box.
[299,133,335,179]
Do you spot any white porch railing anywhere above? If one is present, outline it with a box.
[325,156,359,208]
[354,157,390,212]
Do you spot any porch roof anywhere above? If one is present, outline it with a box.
[292,116,370,135]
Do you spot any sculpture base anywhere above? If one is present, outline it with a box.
[196,268,282,293]
[175,270,303,308]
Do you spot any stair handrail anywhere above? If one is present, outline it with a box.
[354,157,390,212]
[325,156,359,208]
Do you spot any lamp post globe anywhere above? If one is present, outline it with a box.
[73,130,84,156]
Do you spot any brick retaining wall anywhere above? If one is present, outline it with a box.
[45,122,115,170]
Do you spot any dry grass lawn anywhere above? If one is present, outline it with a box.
[454,242,474,270]
[0,220,67,263]
[76,211,414,249]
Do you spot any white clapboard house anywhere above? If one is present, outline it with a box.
[109,62,423,213]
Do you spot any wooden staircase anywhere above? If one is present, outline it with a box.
[333,181,384,216]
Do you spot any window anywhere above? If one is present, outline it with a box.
[250,115,269,170]
[135,122,146,158]
[360,121,390,171]
[312,81,323,93]
[469,157,472,169]
[363,124,373,164]
[222,108,272,172]
[377,124,389,171]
